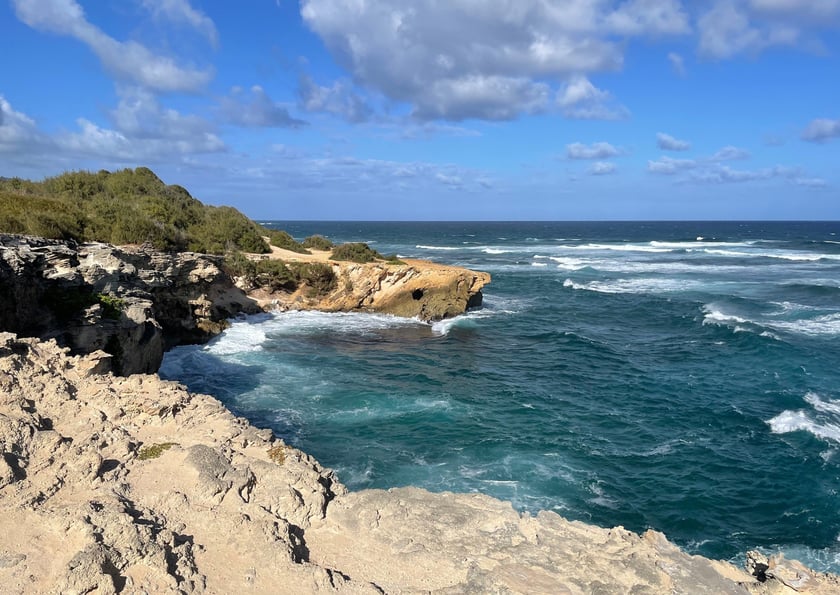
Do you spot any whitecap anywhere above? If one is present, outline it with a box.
[415,244,460,251]
[767,410,840,444]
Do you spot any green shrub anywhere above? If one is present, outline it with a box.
[265,229,310,254]
[292,262,336,295]
[223,250,257,282]
[0,168,279,255]
[255,259,298,291]
[330,242,384,263]
[301,235,334,251]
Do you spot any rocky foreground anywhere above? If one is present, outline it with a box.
[1,334,837,594]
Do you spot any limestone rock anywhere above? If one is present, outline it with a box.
[0,234,261,375]
[1,334,838,594]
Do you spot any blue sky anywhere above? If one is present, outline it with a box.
[0,0,838,220]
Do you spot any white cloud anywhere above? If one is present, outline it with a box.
[110,86,217,141]
[140,0,218,46]
[656,132,691,151]
[300,0,688,121]
[0,95,48,152]
[220,86,307,128]
[605,0,690,36]
[667,51,686,76]
[589,161,617,175]
[567,142,622,160]
[648,155,698,173]
[557,76,629,120]
[710,145,751,160]
[802,118,840,143]
[298,75,373,123]
[12,0,213,92]
[697,0,821,59]
[649,148,827,187]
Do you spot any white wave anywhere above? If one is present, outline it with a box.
[805,393,840,416]
[415,244,460,251]
[549,256,589,270]
[563,277,704,294]
[768,410,840,444]
[566,243,673,253]
[704,248,840,262]
[482,247,512,254]
[531,262,548,267]
[205,313,273,354]
[650,240,753,249]
[702,306,748,327]
[769,313,840,336]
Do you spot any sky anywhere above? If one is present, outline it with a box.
[0,0,838,220]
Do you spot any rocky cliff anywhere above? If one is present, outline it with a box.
[0,234,260,375]
[0,334,835,594]
[246,251,490,322]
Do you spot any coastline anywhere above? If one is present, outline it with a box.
[1,233,838,592]
[3,332,836,593]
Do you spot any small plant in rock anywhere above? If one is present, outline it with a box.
[267,444,286,465]
[138,442,177,460]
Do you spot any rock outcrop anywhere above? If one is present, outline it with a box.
[248,256,491,322]
[0,235,260,375]
[1,333,837,594]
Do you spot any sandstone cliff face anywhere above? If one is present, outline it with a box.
[1,334,835,595]
[0,235,260,375]
[249,259,490,322]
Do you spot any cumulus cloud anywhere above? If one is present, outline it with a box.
[557,76,629,120]
[220,86,307,128]
[589,161,617,175]
[566,142,622,160]
[656,132,691,151]
[648,155,698,173]
[710,145,751,160]
[802,118,840,143]
[649,146,826,187]
[695,0,835,59]
[110,86,218,142]
[298,75,373,123]
[299,0,688,121]
[0,95,48,152]
[140,0,219,47]
[12,0,213,92]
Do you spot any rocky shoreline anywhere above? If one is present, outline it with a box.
[1,234,837,593]
[1,334,837,594]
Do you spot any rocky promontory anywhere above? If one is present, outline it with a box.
[246,245,490,322]
[0,235,488,375]
[2,334,836,594]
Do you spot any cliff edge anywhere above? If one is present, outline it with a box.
[1,334,835,594]
[243,245,490,322]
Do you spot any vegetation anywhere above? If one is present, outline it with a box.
[266,229,309,254]
[222,251,336,296]
[301,235,334,251]
[330,242,384,263]
[0,167,273,254]
[42,287,127,322]
[267,444,286,465]
[138,442,177,461]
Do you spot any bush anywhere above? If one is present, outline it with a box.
[0,168,279,255]
[223,250,257,282]
[265,229,310,254]
[255,259,298,291]
[292,262,336,295]
[330,242,384,263]
[301,235,334,251]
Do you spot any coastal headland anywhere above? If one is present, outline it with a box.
[1,236,836,594]
[0,170,836,593]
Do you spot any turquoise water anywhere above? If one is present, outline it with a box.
[161,222,840,570]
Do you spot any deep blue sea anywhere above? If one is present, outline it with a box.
[161,221,840,571]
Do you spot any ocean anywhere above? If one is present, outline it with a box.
[160,221,840,571]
